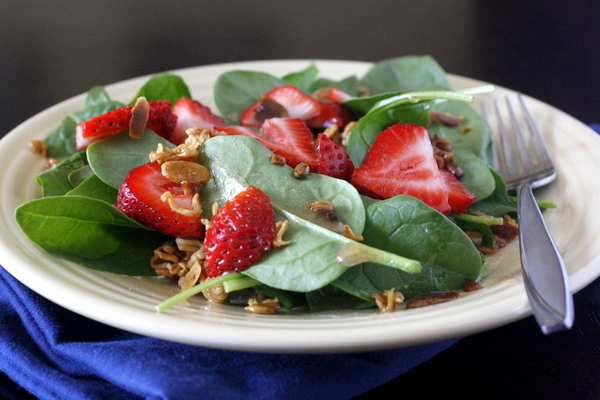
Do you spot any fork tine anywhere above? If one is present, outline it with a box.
[506,96,535,172]
[518,92,554,167]
[486,93,556,190]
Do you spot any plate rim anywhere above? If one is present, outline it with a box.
[1,59,599,353]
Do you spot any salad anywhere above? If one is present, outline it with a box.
[15,55,526,314]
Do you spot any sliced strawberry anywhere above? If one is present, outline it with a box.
[439,169,476,214]
[75,100,176,149]
[204,185,276,278]
[217,117,319,169]
[316,132,354,180]
[350,123,451,215]
[170,97,226,145]
[327,87,355,103]
[306,102,352,129]
[312,86,355,104]
[115,162,204,239]
[240,85,321,127]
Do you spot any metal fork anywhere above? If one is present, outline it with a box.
[482,93,574,334]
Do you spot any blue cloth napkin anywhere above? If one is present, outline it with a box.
[0,266,458,400]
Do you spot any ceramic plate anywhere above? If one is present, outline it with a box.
[1,60,599,353]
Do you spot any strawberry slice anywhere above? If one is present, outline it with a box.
[170,97,226,145]
[306,102,352,129]
[240,85,322,127]
[115,162,204,239]
[350,123,451,215]
[316,132,354,180]
[204,185,276,278]
[217,117,319,169]
[439,169,476,214]
[75,100,176,150]
[312,86,355,104]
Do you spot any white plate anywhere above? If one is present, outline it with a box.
[1,60,600,354]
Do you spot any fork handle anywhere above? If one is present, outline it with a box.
[517,184,575,334]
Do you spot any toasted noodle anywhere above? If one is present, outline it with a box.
[150,127,225,164]
[273,220,291,247]
[160,191,202,218]
[245,297,281,314]
[371,289,405,312]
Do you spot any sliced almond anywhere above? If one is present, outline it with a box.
[129,96,150,138]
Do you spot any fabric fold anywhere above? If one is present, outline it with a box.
[0,266,457,400]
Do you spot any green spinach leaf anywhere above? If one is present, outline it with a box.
[36,151,88,197]
[199,135,366,235]
[214,71,286,124]
[15,196,167,276]
[282,63,319,93]
[359,55,451,94]
[129,73,191,105]
[87,130,174,188]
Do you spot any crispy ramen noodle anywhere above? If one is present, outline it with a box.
[370,289,405,312]
[245,297,281,314]
[150,238,229,301]
[160,191,202,218]
[320,122,356,148]
[149,127,225,164]
[273,220,291,247]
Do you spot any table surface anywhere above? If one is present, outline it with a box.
[1,2,599,399]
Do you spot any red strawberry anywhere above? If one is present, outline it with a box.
[204,185,276,278]
[350,123,451,215]
[170,97,226,145]
[312,86,354,104]
[316,132,354,180]
[116,162,204,239]
[306,102,352,129]
[217,117,319,169]
[75,100,176,149]
[439,169,476,214]
[240,85,322,127]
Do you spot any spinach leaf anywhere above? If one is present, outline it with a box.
[332,194,487,301]
[359,55,452,94]
[67,165,95,188]
[361,195,486,280]
[36,151,88,197]
[87,130,174,188]
[43,117,80,161]
[333,262,474,302]
[453,149,496,201]
[242,208,421,292]
[342,91,406,117]
[468,168,518,217]
[199,135,366,235]
[80,86,113,107]
[282,63,319,93]
[428,100,493,161]
[306,284,375,311]
[66,174,119,204]
[309,75,360,96]
[213,71,286,124]
[129,73,191,105]
[15,196,167,276]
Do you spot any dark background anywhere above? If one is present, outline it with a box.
[1,1,600,399]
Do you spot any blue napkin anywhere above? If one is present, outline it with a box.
[0,266,457,400]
